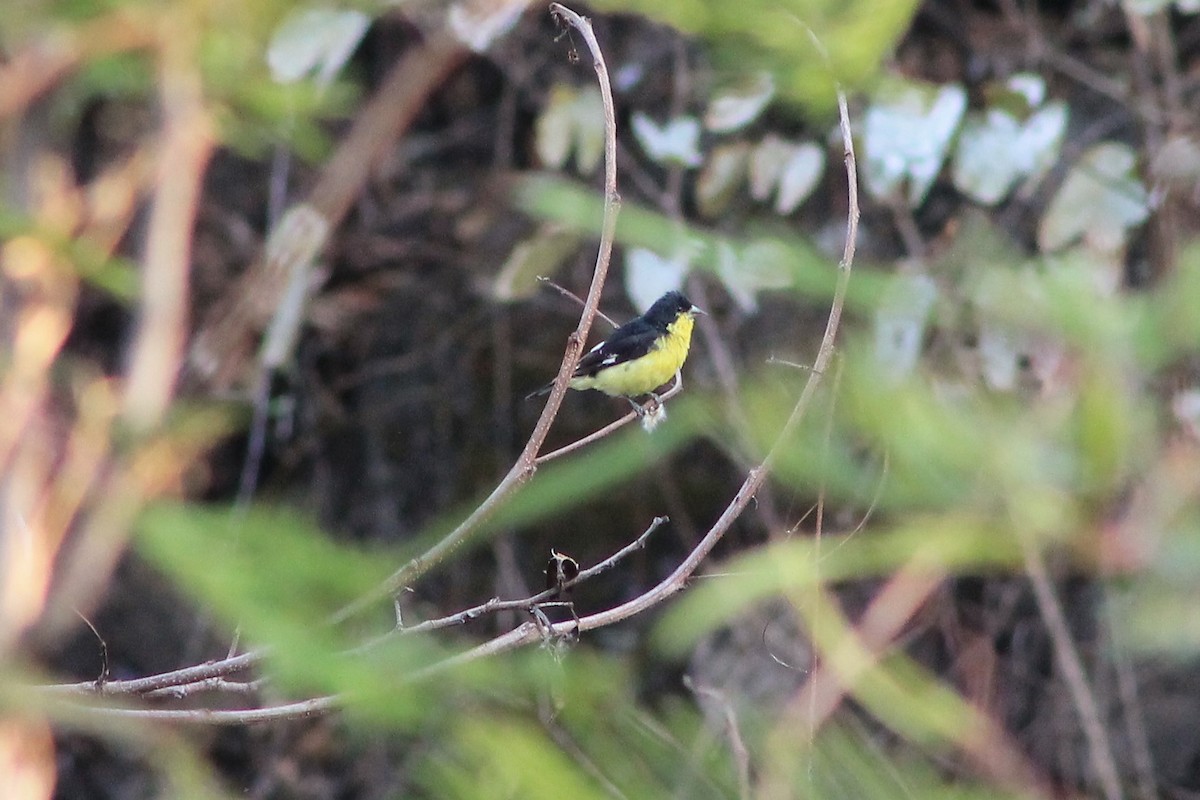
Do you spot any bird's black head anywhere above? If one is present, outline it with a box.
[643,291,699,329]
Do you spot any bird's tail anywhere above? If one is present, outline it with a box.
[525,382,553,400]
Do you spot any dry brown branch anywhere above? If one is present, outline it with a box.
[188,31,468,392]
[39,7,864,740]
[41,651,262,697]
[332,3,621,622]
[354,515,667,647]
[35,7,626,719]
[61,696,337,725]
[0,12,155,118]
[123,32,214,430]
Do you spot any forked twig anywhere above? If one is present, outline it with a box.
[538,276,618,328]
[354,516,667,646]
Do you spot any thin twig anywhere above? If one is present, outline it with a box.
[685,678,752,800]
[534,374,684,465]
[142,678,265,701]
[65,695,337,725]
[1104,587,1157,800]
[41,10,854,729]
[74,609,109,686]
[40,651,262,696]
[537,277,618,328]
[1019,532,1123,800]
[353,516,668,648]
[38,515,665,710]
[42,517,669,701]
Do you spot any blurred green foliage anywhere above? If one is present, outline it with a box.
[8,0,1199,796]
[593,0,920,111]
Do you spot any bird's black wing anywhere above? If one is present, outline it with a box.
[572,318,660,378]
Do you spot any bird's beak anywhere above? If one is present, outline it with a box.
[691,305,707,316]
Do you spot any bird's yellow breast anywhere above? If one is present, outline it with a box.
[571,313,696,397]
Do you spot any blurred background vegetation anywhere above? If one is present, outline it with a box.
[3,0,1200,797]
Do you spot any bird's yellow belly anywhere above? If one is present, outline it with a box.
[572,315,694,397]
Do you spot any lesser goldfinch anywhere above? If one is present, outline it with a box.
[529,290,704,402]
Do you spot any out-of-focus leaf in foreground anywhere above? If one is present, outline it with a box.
[653,518,1020,656]
[493,223,582,301]
[136,503,447,724]
[593,0,920,112]
[266,7,370,88]
[419,648,738,799]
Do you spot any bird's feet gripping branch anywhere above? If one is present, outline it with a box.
[528,291,704,427]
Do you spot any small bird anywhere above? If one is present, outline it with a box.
[529,290,704,406]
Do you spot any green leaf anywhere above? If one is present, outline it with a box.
[873,272,938,381]
[631,113,703,168]
[654,517,1020,656]
[135,502,452,724]
[749,135,825,214]
[1038,142,1150,254]
[493,224,582,301]
[266,8,370,87]
[696,141,751,217]
[863,78,966,205]
[704,71,775,133]
[952,102,1066,205]
[624,247,691,312]
[535,85,605,174]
